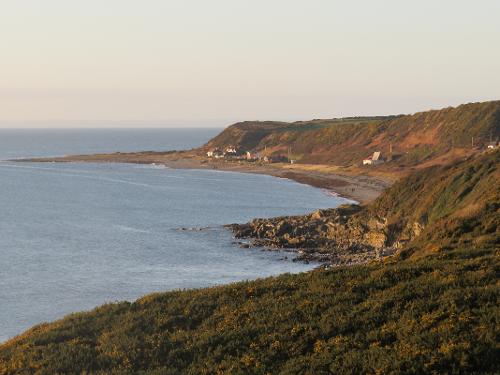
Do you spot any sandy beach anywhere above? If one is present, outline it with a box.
[18,151,393,204]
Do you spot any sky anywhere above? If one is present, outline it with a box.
[0,0,499,128]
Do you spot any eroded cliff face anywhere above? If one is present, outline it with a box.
[229,204,425,265]
[204,101,500,167]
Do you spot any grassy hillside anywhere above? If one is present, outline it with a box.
[1,151,498,374]
[204,101,500,168]
[0,245,497,375]
[230,150,499,265]
[368,149,499,255]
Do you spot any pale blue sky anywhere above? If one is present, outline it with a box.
[1,0,499,127]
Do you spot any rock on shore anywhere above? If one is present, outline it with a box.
[228,204,420,266]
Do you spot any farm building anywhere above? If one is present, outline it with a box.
[363,151,384,165]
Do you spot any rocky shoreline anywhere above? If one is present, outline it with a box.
[227,204,409,266]
[17,152,399,267]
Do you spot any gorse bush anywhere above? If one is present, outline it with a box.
[0,245,498,374]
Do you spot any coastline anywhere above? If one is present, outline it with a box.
[17,151,393,204]
[15,150,395,267]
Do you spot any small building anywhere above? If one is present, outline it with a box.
[207,148,224,158]
[487,141,499,149]
[225,146,237,154]
[363,151,384,165]
[246,151,259,160]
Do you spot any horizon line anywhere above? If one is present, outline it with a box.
[0,99,498,129]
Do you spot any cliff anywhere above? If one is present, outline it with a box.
[205,101,500,169]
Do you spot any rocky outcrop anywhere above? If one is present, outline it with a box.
[228,204,421,266]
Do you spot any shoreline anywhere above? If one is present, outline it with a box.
[16,151,393,204]
[15,151,395,267]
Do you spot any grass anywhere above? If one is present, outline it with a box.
[205,101,500,168]
[0,245,498,374]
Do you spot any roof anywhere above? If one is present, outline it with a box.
[372,151,381,160]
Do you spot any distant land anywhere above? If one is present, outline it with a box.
[21,100,500,203]
[203,100,500,169]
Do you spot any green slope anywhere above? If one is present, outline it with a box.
[230,150,499,263]
[0,246,498,374]
[204,101,500,167]
[367,148,499,254]
[1,151,498,375]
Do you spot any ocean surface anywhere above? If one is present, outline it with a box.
[0,129,348,342]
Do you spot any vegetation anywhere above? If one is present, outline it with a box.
[230,150,499,266]
[366,148,499,255]
[205,101,500,167]
[1,150,498,374]
[0,244,498,375]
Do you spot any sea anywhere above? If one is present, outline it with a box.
[0,128,349,342]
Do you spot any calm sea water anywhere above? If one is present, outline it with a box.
[0,129,347,342]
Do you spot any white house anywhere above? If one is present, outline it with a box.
[363,151,384,165]
[246,151,260,160]
[207,148,224,158]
